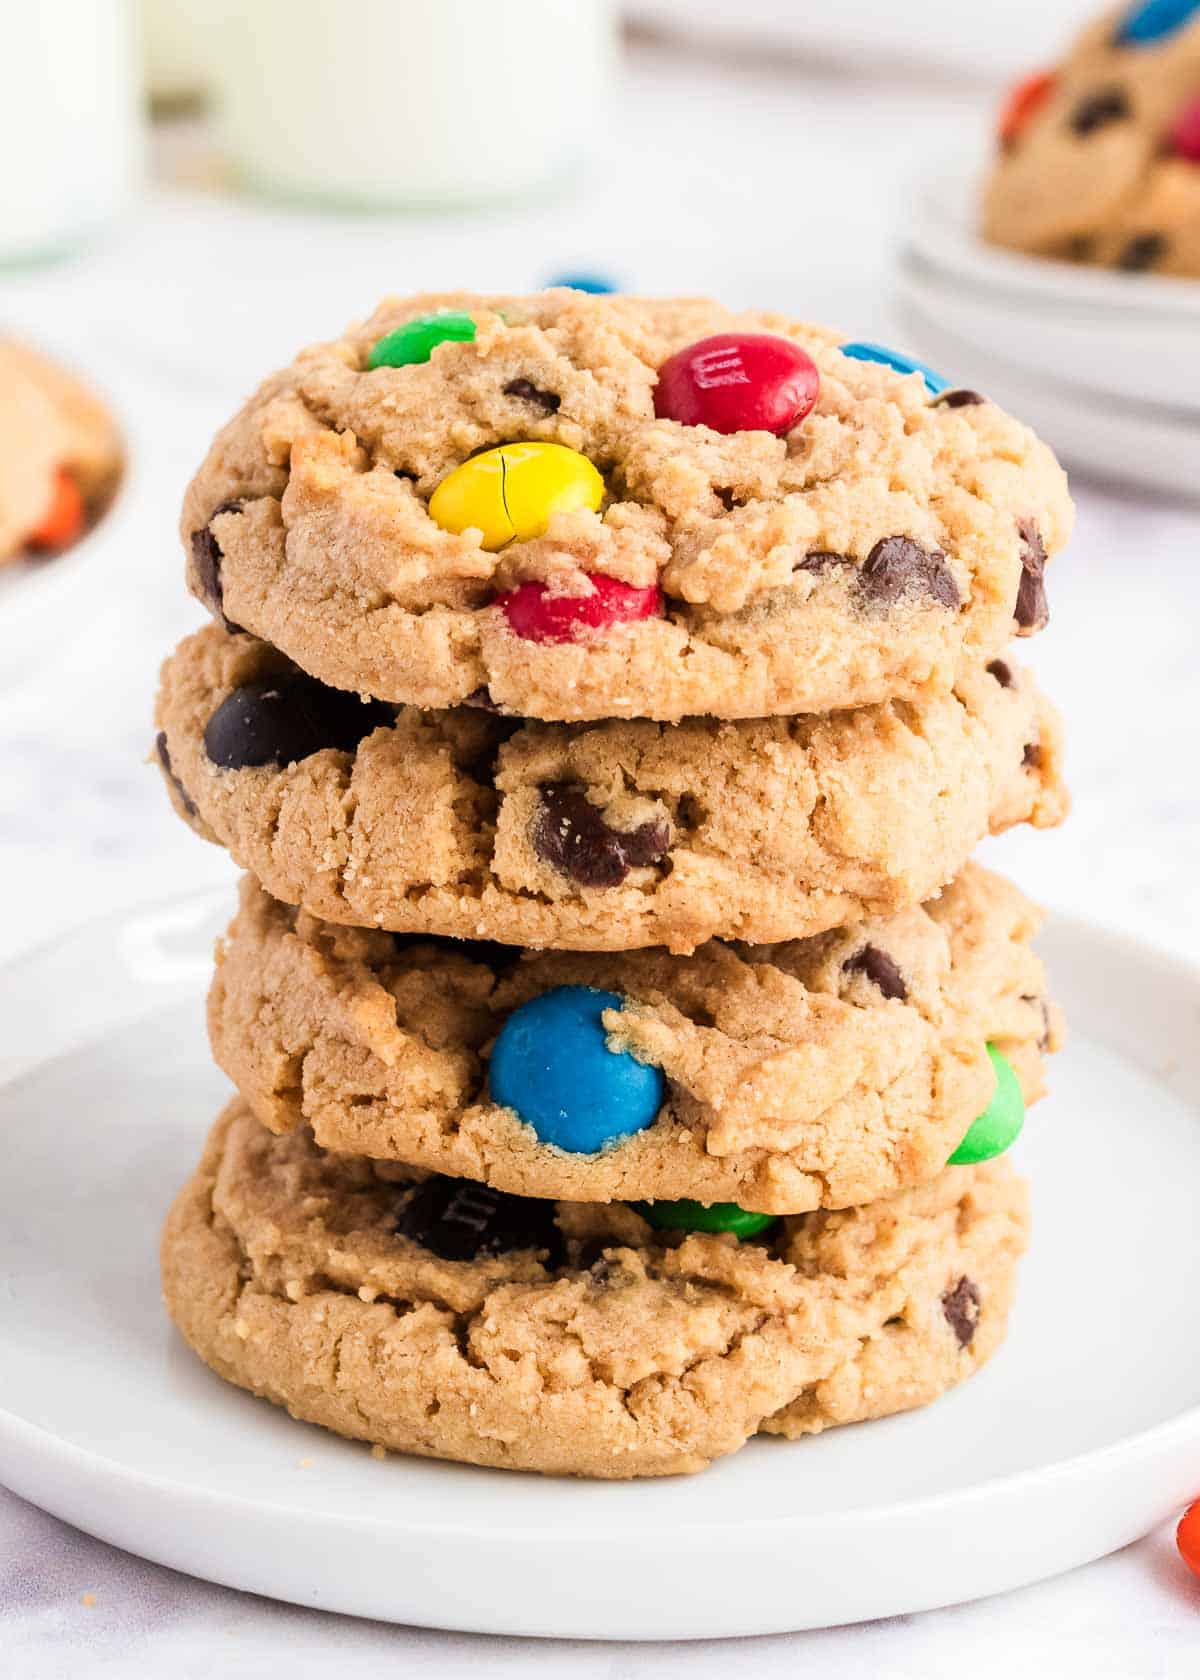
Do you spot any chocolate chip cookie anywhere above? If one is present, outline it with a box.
[161,1100,1029,1477]
[207,862,1059,1213]
[156,624,1066,954]
[983,5,1200,276]
[181,291,1072,721]
[0,338,123,565]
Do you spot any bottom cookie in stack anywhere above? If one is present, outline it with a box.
[161,1101,1029,1479]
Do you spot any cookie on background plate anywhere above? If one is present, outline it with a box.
[156,623,1066,955]
[181,291,1072,721]
[208,862,1059,1214]
[984,3,1200,276]
[0,339,123,565]
[161,1100,1030,1478]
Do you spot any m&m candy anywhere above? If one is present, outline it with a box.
[637,1200,778,1239]
[489,985,666,1154]
[546,272,617,294]
[948,1045,1025,1165]
[1169,94,1200,162]
[840,341,949,397]
[654,333,820,436]
[1177,1500,1200,1578]
[428,441,604,550]
[998,69,1056,148]
[1117,0,1200,44]
[27,468,85,552]
[367,310,476,369]
[497,573,661,643]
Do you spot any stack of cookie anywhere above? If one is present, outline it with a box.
[155,292,1070,1478]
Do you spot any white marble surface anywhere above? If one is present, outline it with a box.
[2,38,1199,1675]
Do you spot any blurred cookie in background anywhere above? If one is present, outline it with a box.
[983,1,1200,277]
[0,339,124,567]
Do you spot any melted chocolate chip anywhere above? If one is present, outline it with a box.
[503,377,562,413]
[155,731,197,818]
[934,389,987,408]
[941,1276,981,1348]
[714,486,738,512]
[531,783,670,889]
[395,1176,564,1264]
[1014,518,1049,635]
[1069,87,1130,137]
[796,550,853,575]
[190,498,246,633]
[1023,741,1043,769]
[203,675,392,770]
[1118,233,1166,273]
[843,944,908,1002]
[987,659,1014,688]
[858,536,960,611]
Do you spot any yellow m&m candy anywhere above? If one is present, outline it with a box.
[428,442,604,551]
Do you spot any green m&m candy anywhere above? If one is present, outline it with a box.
[948,1044,1025,1165]
[636,1199,778,1239]
[367,311,476,370]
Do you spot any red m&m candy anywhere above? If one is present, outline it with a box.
[998,69,1055,149]
[27,467,85,552]
[497,573,661,643]
[654,333,819,436]
[1178,1500,1200,1578]
[1169,95,1200,163]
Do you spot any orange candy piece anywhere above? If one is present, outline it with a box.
[998,69,1056,148]
[1178,1501,1200,1579]
[27,467,85,552]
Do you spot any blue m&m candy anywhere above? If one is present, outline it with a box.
[546,272,617,294]
[489,985,665,1154]
[1118,0,1200,44]
[840,341,949,397]
[948,1045,1025,1165]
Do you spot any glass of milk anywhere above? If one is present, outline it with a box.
[207,0,616,209]
[0,0,142,266]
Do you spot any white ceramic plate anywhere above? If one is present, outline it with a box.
[2,893,1200,1639]
[907,172,1200,323]
[895,276,1200,500]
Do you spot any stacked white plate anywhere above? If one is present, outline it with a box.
[896,174,1200,500]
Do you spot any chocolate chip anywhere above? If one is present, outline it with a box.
[203,675,392,769]
[531,782,670,889]
[843,944,908,1001]
[941,1277,981,1348]
[503,377,561,413]
[395,1176,564,1265]
[1014,518,1049,635]
[857,536,960,611]
[1023,741,1043,769]
[190,499,245,633]
[1117,233,1166,273]
[797,550,853,575]
[462,687,502,713]
[155,731,198,818]
[987,659,1014,688]
[934,389,987,408]
[714,486,738,512]
[1069,87,1129,137]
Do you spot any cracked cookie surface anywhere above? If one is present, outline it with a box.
[161,1101,1029,1477]
[983,8,1200,275]
[181,291,1072,721]
[208,863,1060,1213]
[156,624,1067,954]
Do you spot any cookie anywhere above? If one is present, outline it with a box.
[180,291,1072,721]
[0,338,123,564]
[208,863,1060,1213]
[156,624,1066,954]
[161,1100,1029,1477]
[983,6,1200,276]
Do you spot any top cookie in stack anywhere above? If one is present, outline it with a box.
[159,291,1069,955]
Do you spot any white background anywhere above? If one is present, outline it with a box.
[2,24,1199,1676]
